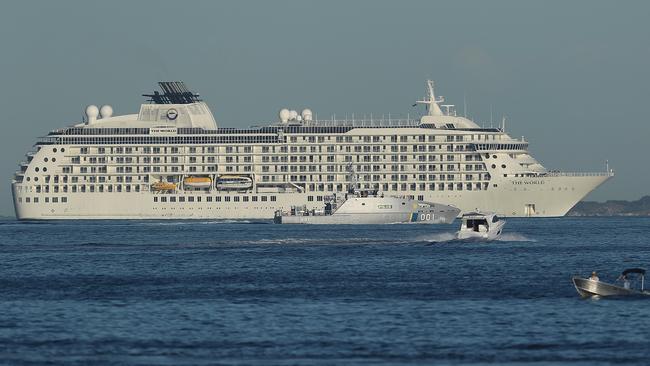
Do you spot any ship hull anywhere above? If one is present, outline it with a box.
[12,174,611,220]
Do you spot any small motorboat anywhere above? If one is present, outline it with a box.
[572,268,649,298]
[456,211,505,241]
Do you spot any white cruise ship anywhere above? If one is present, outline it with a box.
[11,81,613,219]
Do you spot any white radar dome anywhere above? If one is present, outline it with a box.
[279,108,290,123]
[301,109,313,121]
[85,105,99,124]
[289,110,298,121]
[99,105,113,118]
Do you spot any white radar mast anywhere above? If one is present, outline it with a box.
[415,80,444,116]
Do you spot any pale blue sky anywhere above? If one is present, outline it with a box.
[1,0,648,216]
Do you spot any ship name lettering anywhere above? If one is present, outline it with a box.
[511,180,545,185]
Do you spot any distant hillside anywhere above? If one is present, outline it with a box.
[568,196,650,216]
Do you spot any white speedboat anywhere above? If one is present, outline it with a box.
[456,211,505,241]
[572,268,649,298]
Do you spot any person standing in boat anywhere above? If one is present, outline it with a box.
[589,271,599,281]
[619,274,631,289]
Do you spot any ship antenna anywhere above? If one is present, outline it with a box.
[463,93,467,117]
[415,80,444,116]
[490,104,493,126]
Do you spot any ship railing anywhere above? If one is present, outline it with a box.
[304,117,421,128]
[540,171,615,177]
[36,137,58,144]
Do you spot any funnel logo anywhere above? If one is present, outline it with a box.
[166,108,178,120]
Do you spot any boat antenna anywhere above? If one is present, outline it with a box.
[502,116,506,132]
[490,104,493,126]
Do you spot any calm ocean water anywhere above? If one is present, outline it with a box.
[0,217,649,365]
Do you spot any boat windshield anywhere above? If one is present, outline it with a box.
[465,219,488,232]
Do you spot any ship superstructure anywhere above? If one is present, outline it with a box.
[11,81,613,219]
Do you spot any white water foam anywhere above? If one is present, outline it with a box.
[497,233,535,242]
[415,231,535,243]
[414,232,458,243]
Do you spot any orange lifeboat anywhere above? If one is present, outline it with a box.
[184,177,212,188]
[151,181,176,191]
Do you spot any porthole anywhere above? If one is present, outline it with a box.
[44,158,48,162]
[492,155,497,159]
[501,164,506,168]
[43,167,47,172]
[491,164,496,169]
[61,148,65,152]
[53,148,57,153]
[35,167,39,172]
[484,153,490,159]
[26,177,30,181]
[34,177,39,182]
[52,158,56,162]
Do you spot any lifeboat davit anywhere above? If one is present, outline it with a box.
[216,175,253,190]
[184,177,212,188]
